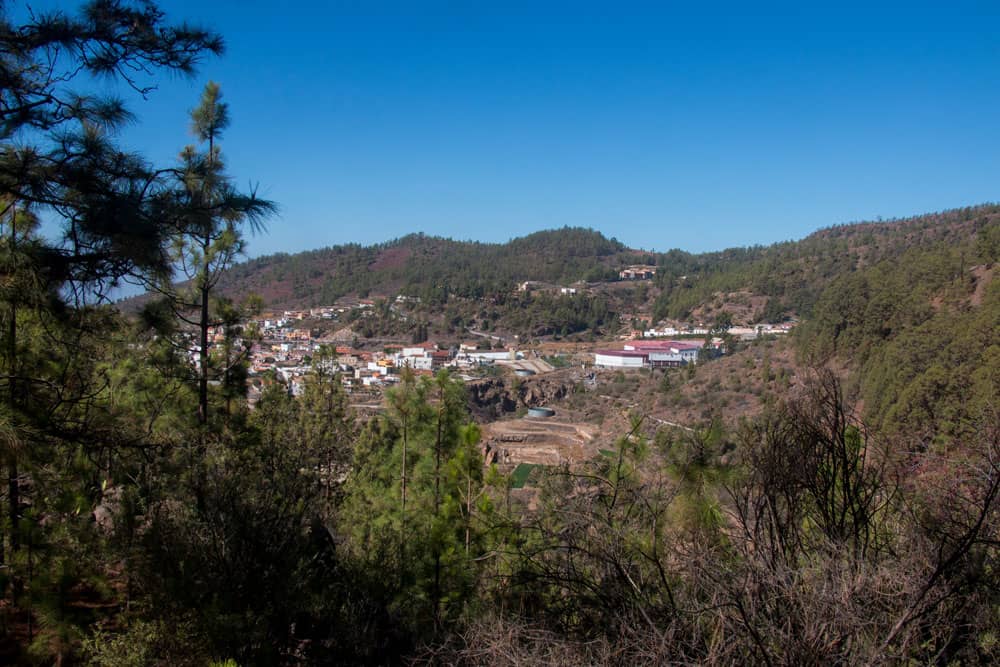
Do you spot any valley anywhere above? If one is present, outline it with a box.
[4,2,1000,662]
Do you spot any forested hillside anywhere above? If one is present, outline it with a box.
[799,210,1000,445]
[217,227,632,305]
[648,205,1000,321]
[213,205,1000,329]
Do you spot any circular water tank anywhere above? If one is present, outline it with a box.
[527,407,555,418]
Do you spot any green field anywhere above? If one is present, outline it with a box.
[510,463,538,489]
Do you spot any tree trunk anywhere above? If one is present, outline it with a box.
[433,390,443,625]
[400,409,407,585]
[466,476,472,555]
[7,463,17,555]
[199,131,215,426]
[198,272,209,426]
[6,205,18,557]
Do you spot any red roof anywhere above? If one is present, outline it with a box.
[626,340,703,351]
[595,349,649,358]
[626,341,675,350]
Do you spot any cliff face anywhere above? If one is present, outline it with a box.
[465,375,571,422]
[465,378,517,421]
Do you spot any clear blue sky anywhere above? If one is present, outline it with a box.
[24,1,1000,255]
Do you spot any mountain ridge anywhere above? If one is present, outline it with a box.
[203,205,998,322]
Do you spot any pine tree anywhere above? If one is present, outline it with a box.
[152,82,274,426]
[340,370,485,631]
[0,5,231,656]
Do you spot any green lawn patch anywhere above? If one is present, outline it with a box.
[510,463,538,489]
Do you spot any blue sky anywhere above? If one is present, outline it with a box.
[21,1,1000,255]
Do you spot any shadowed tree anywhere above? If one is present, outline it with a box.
[0,0,225,290]
[0,0,223,564]
[0,3,228,656]
[148,81,274,426]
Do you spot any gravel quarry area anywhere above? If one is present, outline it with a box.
[481,416,599,467]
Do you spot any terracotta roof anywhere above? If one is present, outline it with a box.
[595,350,648,358]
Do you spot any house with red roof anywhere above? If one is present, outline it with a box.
[596,340,707,368]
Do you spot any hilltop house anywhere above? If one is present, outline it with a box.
[619,265,656,280]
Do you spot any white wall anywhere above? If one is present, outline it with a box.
[594,353,645,368]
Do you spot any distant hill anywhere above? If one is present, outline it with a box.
[141,206,999,338]
[215,227,637,307]
[645,204,1000,323]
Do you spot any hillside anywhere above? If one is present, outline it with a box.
[207,205,1000,328]
[647,204,1000,322]
[216,227,635,307]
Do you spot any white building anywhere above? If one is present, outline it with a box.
[644,326,679,337]
[594,350,648,368]
[396,356,433,371]
[596,340,706,369]
[463,349,520,362]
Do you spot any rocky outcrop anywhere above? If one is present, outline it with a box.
[466,375,571,422]
[466,378,518,421]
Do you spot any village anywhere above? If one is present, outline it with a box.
[190,288,795,409]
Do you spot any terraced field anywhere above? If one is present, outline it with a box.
[481,416,598,466]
